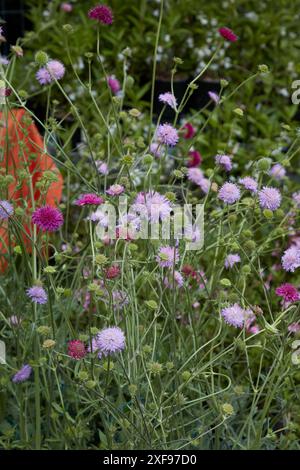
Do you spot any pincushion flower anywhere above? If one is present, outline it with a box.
[164,271,184,288]
[269,163,286,181]
[68,340,87,360]
[75,193,104,206]
[150,142,162,158]
[182,122,196,139]
[61,2,73,12]
[188,150,202,167]
[105,265,120,279]
[0,200,14,219]
[215,154,232,172]
[32,206,64,232]
[96,160,109,175]
[88,4,113,24]
[89,208,109,226]
[239,176,258,193]
[106,184,124,196]
[90,327,125,358]
[258,187,281,210]
[225,253,241,269]
[156,246,179,268]
[221,304,246,328]
[208,91,220,104]
[156,123,179,146]
[219,27,238,42]
[36,60,65,85]
[218,182,240,204]
[159,92,177,109]
[187,167,204,185]
[107,76,120,94]
[282,246,300,272]
[133,191,171,223]
[12,364,32,383]
[275,283,299,303]
[292,191,300,208]
[288,323,300,333]
[26,286,48,304]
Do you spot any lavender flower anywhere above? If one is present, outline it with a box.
[221,304,246,328]
[0,200,14,219]
[239,176,258,193]
[215,154,232,172]
[36,60,65,85]
[208,91,220,104]
[90,327,125,358]
[224,253,241,269]
[269,163,286,181]
[26,286,48,305]
[159,92,177,109]
[282,246,300,272]
[12,364,32,383]
[258,187,281,211]
[156,246,179,268]
[218,182,241,204]
[156,123,179,146]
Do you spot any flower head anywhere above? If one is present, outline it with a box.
[258,187,281,211]
[218,182,240,204]
[105,265,120,279]
[133,191,171,223]
[68,340,86,360]
[225,253,241,269]
[188,150,202,167]
[12,364,32,383]
[106,184,124,196]
[150,142,162,158]
[215,154,232,172]
[96,160,109,175]
[187,167,204,185]
[156,123,179,146]
[208,91,220,104]
[75,193,104,206]
[90,327,125,358]
[36,60,65,85]
[88,4,113,24]
[282,246,300,272]
[159,92,177,109]
[32,205,64,232]
[275,283,299,303]
[239,176,258,193]
[26,286,48,305]
[0,200,14,219]
[156,246,179,268]
[288,323,300,333]
[221,303,245,328]
[269,163,286,181]
[61,3,73,12]
[182,122,196,139]
[107,76,120,94]
[292,191,300,208]
[219,27,238,42]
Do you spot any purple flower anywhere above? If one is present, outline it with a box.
[96,160,109,175]
[150,142,162,158]
[36,60,65,85]
[75,193,104,206]
[258,187,281,211]
[26,286,48,304]
[282,246,300,272]
[12,364,32,383]
[292,191,300,208]
[156,123,179,146]
[156,246,179,268]
[187,167,204,185]
[218,182,241,204]
[288,323,300,333]
[215,154,232,172]
[133,191,171,223]
[90,327,125,358]
[198,177,211,194]
[159,92,177,109]
[275,283,299,303]
[106,184,124,196]
[32,205,64,232]
[225,253,241,269]
[164,271,184,288]
[0,200,14,219]
[88,4,113,24]
[221,303,246,328]
[269,163,286,181]
[107,76,120,94]
[239,176,258,193]
[208,91,220,104]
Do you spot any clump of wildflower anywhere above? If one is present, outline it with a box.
[75,193,104,206]
[32,205,64,232]
[159,92,177,109]
[221,303,246,328]
[107,76,120,94]
[182,122,196,139]
[224,253,241,269]
[258,187,281,211]
[282,246,300,272]
[0,200,14,219]
[188,150,202,167]
[68,340,87,360]
[90,327,125,358]
[106,184,124,196]
[218,182,240,204]
[219,27,238,42]
[12,364,32,383]
[26,286,48,305]
[156,246,179,268]
[36,60,65,85]
[239,176,258,193]
[88,4,113,24]
[215,154,232,172]
[156,123,179,146]
[269,163,286,181]
[275,283,299,303]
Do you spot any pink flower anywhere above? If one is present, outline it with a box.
[187,167,204,185]
[219,27,238,42]
[89,327,125,358]
[218,182,240,204]
[156,123,179,146]
[221,303,245,328]
[150,143,162,158]
[68,340,86,360]
[32,206,64,232]
[61,3,73,12]
[182,122,196,139]
[106,184,124,196]
[96,160,109,175]
[133,191,171,223]
[36,60,65,85]
[275,283,299,303]
[75,193,104,206]
[107,76,121,94]
[188,150,202,167]
[215,154,232,172]
[288,323,300,333]
[105,265,120,279]
[88,4,113,24]
[159,92,177,109]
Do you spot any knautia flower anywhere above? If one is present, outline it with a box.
[208,91,220,104]
[96,160,109,175]
[156,246,179,268]
[89,208,109,226]
[75,193,104,206]
[219,27,238,42]
[133,191,171,223]
[218,182,240,204]
[221,304,245,328]
[68,340,87,360]
[159,92,177,109]
[26,286,48,304]
[150,142,162,158]
[156,123,179,146]
[225,253,241,269]
[187,167,204,185]
[12,364,32,383]
[164,271,184,288]
[198,177,211,194]
[0,200,14,219]
[258,187,281,210]
[275,283,299,303]
[239,176,258,193]
[107,76,120,94]
[36,60,65,85]
[269,163,286,181]
[61,2,73,12]
[188,150,202,167]
[282,246,300,272]
[106,184,124,196]
[88,4,113,24]
[90,327,125,358]
[288,323,300,333]
[182,122,196,139]
[105,265,120,279]
[292,191,300,208]
[32,205,64,232]
[215,154,232,172]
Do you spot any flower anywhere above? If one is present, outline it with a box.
[105,265,120,279]
[150,142,162,158]
[90,327,125,358]
[96,160,109,175]
[26,286,48,304]
[199,177,211,194]
[221,304,246,328]
[75,193,104,206]
[218,182,240,204]
[159,92,177,109]
[156,123,179,146]
[275,283,299,303]
[89,208,109,226]
[156,246,179,268]
[36,60,65,85]
[106,184,124,196]
[68,340,87,360]
[239,176,258,193]
[225,253,241,269]
[32,205,64,232]
[269,163,286,181]
[215,154,232,172]
[164,271,184,288]
[292,191,300,208]
[258,187,281,210]
[182,122,196,139]
[107,76,120,94]
[282,246,300,272]
[187,167,204,185]
[219,27,238,42]
[88,4,113,24]
[208,91,220,104]
[288,323,300,333]
[61,2,73,12]
[12,364,32,383]
[188,150,202,167]
[133,191,171,223]
[0,200,14,219]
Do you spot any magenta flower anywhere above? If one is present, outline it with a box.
[219,27,238,42]
[218,182,240,204]
[26,286,48,304]
[12,364,32,383]
[275,283,299,303]
[36,60,65,85]
[188,150,202,167]
[75,193,104,206]
[281,246,300,272]
[215,154,232,172]
[32,206,64,232]
[88,4,113,24]
[90,327,125,358]
[182,122,196,139]
[156,123,179,146]
[0,200,14,219]
[224,253,241,269]
[159,92,177,109]
[258,187,281,211]
[68,340,87,360]
[156,246,179,268]
[221,304,245,328]
[239,176,258,193]
[107,76,120,94]
[106,184,124,196]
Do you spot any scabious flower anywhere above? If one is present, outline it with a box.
[26,286,48,304]
[221,304,245,328]
[219,27,238,42]
[208,91,220,104]
[239,176,258,193]
[88,4,113,24]
[225,253,241,269]
[150,142,162,158]
[90,327,125,358]
[258,187,281,210]
[215,154,232,172]
[36,60,65,85]
[182,122,196,139]
[89,208,109,226]
[0,200,14,219]
[106,184,124,196]
[292,191,300,208]
[61,2,73,12]
[188,150,202,167]
[218,182,240,204]
[75,193,104,206]
[32,205,64,232]
[269,163,286,181]
[133,191,171,223]
[282,246,300,272]
[288,323,300,333]
[107,76,120,94]
[275,283,299,303]
[12,364,32,383]
[105,265,120,279]
[187,167,204,185]
[156,123,179,146]
[156,246,179,268]
[159,92,177,109]
[96,160,109,175]
[164,271,184,288]
[68,340,86,360]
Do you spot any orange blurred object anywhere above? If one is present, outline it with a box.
[0,108,63,272]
